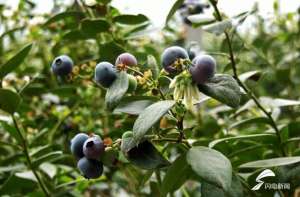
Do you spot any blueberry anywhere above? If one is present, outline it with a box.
[115,53,137,67]
[94,62,117,88]
[188,49,196,60]
[70,133,89,159]
[161,46,189,74]
[127,74,137,93]
[83,135,105,160]
[77,157,103,179]
[190,55,216,84]
[51,55,73,76]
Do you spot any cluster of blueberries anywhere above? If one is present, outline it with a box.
[51,45,216,179]
[162,46,216,84]
[70,133,105,179]
[51,46,215,88]
[51,52,138,90]
[94,53,138,88]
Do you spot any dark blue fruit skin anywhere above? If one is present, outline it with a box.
[190,55,216,84]
[51,55,73,76]
[161,46,189,74]
[94,62,117,88]
[77,157,103,179]
[115,53,137,66]
[70,133,89,159]
[83,135,105,160]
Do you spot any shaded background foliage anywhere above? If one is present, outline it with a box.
[0,0,300,196]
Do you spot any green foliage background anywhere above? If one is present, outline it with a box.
[0,0,300,196]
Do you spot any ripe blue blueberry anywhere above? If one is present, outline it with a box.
[161,46,189,74]
[190,55,216,84]
[70,133,89,159]
[115,53,137,67]
[83,135,105,160]
[77,157,103,179]
[51,55,73,76]
[94,62,117,88]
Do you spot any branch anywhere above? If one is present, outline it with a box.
[209,0,286,156]
[12,115,50,196]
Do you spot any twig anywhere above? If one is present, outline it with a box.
[209,0,286,156]
[12,115,50,196]
[49,101,81,142]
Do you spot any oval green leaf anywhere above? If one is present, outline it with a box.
[113,96,158,115]
[187,146,232,192]
[105,71,129,109]
[126,140,170,170]
[113,14,149,25]
[80,18,110,37]
[239,157,300,168]
[198,74,241,108]
[165,0,184,26]
[44,11,84,26]
[209,133,275,148]
[0,89,21,114]
[133,100,176,143]
[161,154,192,196]
[0,43,32,79]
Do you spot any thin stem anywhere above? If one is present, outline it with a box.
[155,170,162,186]
[12,116,50,196]
[209,0,286,156]
[49,101,80,143]
[126,66,153,84]
[152,137,191,148]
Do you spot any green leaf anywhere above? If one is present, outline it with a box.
[113,14,149,25]
[209,134,275,148]
[201,174,244,197]
[0,120,22,144]
[32,151,63,168]
[44,11,84,26]
[30,145,52,158]
[126,140,170,170]
[80,18,110,37]
[121,131,135,153]
[238,70,262,82]
[99,42,125,63]
[147,55,159,79]
[124,22,151,38]
[198,74,241,108]
[105,71,129,109]
[50,86,77,97]
[0,174,36,195]
[113,96,158,115]
[165,0,184,26]
[133,100,176,143]
[161,154,192,196]
[0,43,32,79]
[39,163,57,179]
[187,146,232,192]
[203,19,232,35]
[0,164,25,173]
[0,89,21,114]
[239,157,300,168]
[62,30,87,40]
[229,117,271,129]
[15,171,37,182]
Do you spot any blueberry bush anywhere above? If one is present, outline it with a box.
[0,0,300,196]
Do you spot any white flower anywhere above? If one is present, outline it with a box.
[169,71,200,110]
